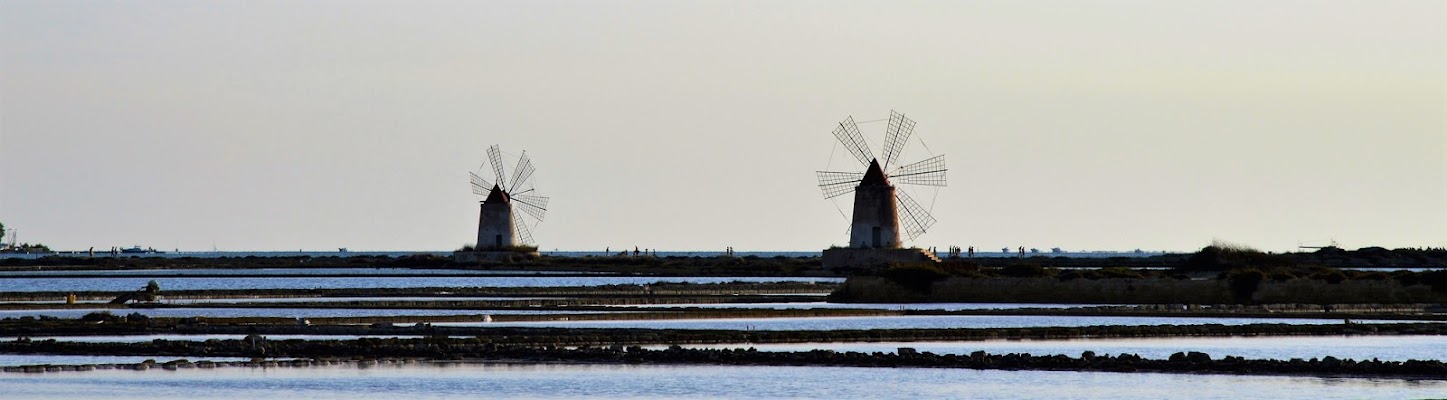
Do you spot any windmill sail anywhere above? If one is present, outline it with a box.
[469,172,493,195]
[880,110,915,170]
[512,194,550,222]
[508,152,535,192]
[890,154,947,186]
[487,145,506,190]
[895,185,937,240]
[512,213,534,246]
[832,116,875,167]
[816,171,864,199]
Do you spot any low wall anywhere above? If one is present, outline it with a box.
[452,251,539,263]
[822,248,936,270]
[832,276,1447,304]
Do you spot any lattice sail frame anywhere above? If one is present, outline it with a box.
[472,145,550,246]
[816,171,865,199]
[815,110,948,241]
[895,190,937,240]
[880,110,915,170]
[890,154,946,186]
[832,116,875,167]
[512,212,534,247]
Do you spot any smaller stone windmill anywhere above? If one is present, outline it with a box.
[468,145,549,251]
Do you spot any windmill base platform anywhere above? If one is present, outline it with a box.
[452,250,540,264]
[822,248,940,270]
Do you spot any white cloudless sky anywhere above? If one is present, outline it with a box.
[1,0,1443,252]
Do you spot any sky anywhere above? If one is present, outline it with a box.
[1,1,1443,253]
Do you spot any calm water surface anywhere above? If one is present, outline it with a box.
[0,308,608,319]
[0,276,842,292]
[438,315,1422,330]
[0,269,602,277]
[669,335,1447,362]
[618,302,1100,310]
[164,296,566,304]
[0,335,427,346]
[0,363,1440,399]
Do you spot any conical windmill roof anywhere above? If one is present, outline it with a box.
[484,184,510,204]
[861,159,890,186]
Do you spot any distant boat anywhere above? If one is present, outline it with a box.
[338,248,349,253]
[120,246,164,254]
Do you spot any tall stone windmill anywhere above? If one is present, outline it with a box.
[817,111,946,268]
[468,145,549,251]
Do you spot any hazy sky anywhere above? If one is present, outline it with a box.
[2,1,1443,252]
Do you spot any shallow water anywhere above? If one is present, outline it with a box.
[616,302,1100,311]
[0,308,607,319]
[0,276,842,292]
[0,335,427,346]
[666,335,1447,362]
[436,315,1423,330]
[164,296,566,304]
[0,268,602,277]
[0,363,1440,399]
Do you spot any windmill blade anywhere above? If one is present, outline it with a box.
[508,152,535,193]
[487,145,506,189]
[880,110,916,170]
[469,172,493,195]
[832,116,875,166]
[512,194,550,222]
[891,154,947,186]
[816,171,863,199]
[512,213,534,246]
[895,190,938,240]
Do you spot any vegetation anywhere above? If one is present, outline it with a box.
[1180,242,1294,272]
[456,244,539,253]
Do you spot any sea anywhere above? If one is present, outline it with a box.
[1,250,1164,260]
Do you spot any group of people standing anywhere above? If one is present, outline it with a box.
[932,246,975,258]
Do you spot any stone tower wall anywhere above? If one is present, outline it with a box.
[849,184,902,249]
[477,202,515,250]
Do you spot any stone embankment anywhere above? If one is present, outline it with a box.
[4,345,1444,379]
[0,282,839,302]
[5,322,1445,348]
[833,276,1447,304]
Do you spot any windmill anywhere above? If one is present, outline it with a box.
[469,145,549,250]
[817,110,946,249]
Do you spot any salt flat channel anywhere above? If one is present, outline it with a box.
[435,315,1428,330]
[0,363,1440,399]
[0,308,613,319]
[664,335,1447,362]
[0,276,843,292]
[0,269,602,277]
